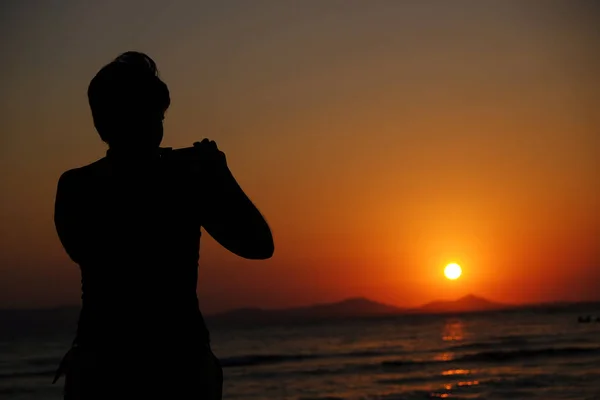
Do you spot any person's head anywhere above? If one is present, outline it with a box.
[88,51,170,151]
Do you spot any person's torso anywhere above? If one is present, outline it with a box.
[67,154,207,344]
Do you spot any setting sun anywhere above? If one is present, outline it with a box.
[444,263,462,280]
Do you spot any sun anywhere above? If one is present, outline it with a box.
[444,263,462,280]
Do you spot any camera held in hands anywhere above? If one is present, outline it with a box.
[159,139,226,172]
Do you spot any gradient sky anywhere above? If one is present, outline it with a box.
[1,1,598,313]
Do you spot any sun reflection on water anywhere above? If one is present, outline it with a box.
[434,352,454,361]
[442,320,465,342]
[442,369,470,376]
[458,380,480,387]
[434,319,467,363]
[430,320,481,399]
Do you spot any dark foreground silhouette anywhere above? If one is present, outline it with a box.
[53,52,274,399]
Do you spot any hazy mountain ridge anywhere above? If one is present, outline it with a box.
[206,294,516,324]
[205,295,600,325]
[206,297,406,324]
[416,294,509,313]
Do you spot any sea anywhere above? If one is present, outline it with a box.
[2,305,600,400]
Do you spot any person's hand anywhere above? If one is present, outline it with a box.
[193,139,227,169]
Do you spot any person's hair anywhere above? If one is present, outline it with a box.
[87,51,170,146]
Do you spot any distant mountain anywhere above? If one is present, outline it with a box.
[298,297,405,316]
[416,294,509,314]
[206,297,405,325]
[206,294,515,325]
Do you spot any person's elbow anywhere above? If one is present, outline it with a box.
[244,233,274,260]
[242,216,274,260]
[211,226,274,260]
[257,238,275,260]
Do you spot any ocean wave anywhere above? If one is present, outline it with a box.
[220,348,403,368]
[482,371,600,393]
[449,334,596,353]
[0,387,36,395]
[297,366,348,376]
[0,369,55,380]
[25,355,62,367]
[493,333,544,343]
[379,346,600,371]
[381,359,434,368]
[377,374,441,385]
[297,397,346,400]
[454,346,600,363]
[373,373,596,399]
[449,338,530,352]
[366,389,479,400]
[220,354,318,367]
[449,341,504,351]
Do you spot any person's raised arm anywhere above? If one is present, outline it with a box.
[196,140,274,260]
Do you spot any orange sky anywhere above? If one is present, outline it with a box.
[1,1,598,313]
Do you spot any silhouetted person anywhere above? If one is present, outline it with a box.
[53,51,274,399]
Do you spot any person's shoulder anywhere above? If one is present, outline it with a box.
[58,158,108,186]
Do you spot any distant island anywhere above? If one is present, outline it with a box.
[417,294,509,314]
[205,294,512,325]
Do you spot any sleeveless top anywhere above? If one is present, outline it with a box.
[54,149,210,350]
